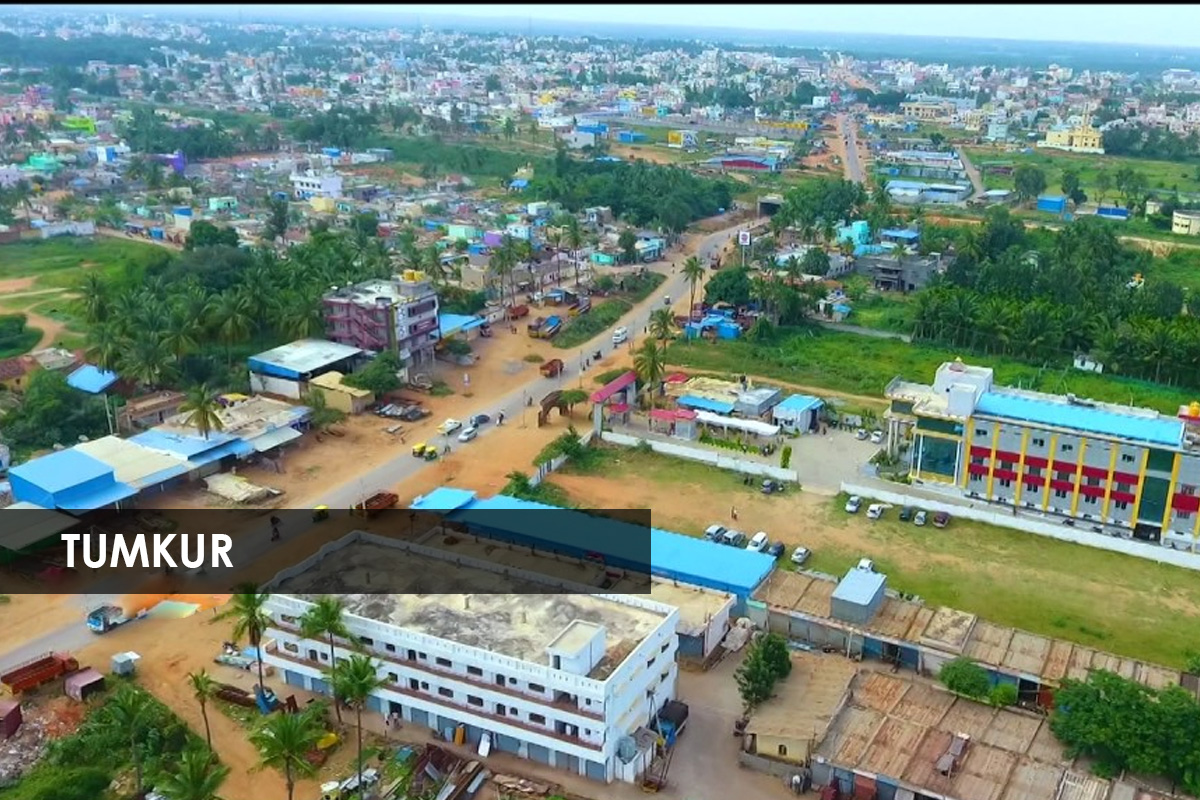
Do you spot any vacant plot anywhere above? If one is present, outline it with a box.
[664,329,1196,414]
[965,146,1200,198]
[555,446,1200,668]
[0,236,170,288]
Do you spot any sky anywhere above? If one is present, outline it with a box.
[198,4,1200,49]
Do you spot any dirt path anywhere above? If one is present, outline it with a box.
[0,277,37,294]
[22,308,67,348]
[609,144,680,165]
[95,227,184,252]
[1,287,69,302]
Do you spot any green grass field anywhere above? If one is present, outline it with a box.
[560,446,1200,668]
[965,145,1200,198]
[0,237,170,288]
[664,328,1196,412]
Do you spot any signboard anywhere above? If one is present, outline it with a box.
[738,231,752,247]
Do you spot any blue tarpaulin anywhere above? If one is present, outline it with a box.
[66,364,118,394]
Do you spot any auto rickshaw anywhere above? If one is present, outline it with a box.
[312,505,330,523]
[412,442,428,458]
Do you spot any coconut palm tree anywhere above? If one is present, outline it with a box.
[213,585,272,691]
[633,338,665,401]
[250,708,323,800]
[188,669,219,750]
[329,654,387,797]
[211,290,253,365]
[648,308,675,355]
[157,746,229,800]
[300,596,353,723]
[119,333,176,389]
[180,385,225,440]
[107,684,152,797]
[85,322,123,371]
[681,256,706,325]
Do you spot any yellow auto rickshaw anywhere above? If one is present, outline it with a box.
[412,442,428,458]
[312,505,329,523]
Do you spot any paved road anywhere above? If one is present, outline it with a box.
[0,594,120,673]
[589,112,810,141]
[839,114,865,184]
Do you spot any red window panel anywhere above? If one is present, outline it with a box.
[1052,460,1078,474]
[1050,480,1076,493]
[1109,491,1136,504]
[967,463,989,476]
[1172,493,1200,513]
[1078,484,1106,499]
[1112,471,1140,485]
[1023,474,1045,487]
[993,468,1018,482]
[1024,455,1049,469]
[1080,465,1110,480]
[969,445,993,459]
[995,450,1021,463]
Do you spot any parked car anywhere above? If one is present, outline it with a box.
[845,495,863,513]
[767,542,786,558]
[856,558,876,572]
[866,503,885,520]
[458,425,479,443]
[933,511,951,528]
[745,531,769,552]
[437,418,463,435]
[898,506,915,522]
[721,529,747,547]
[469,413,490,427]
[855,428,869,440]
[612,326,629,345]
[704,524,727,541]
[790,546,811,566]
[870,430,884,444]
[914,510,927,526]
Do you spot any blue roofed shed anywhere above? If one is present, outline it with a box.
[8,449,137,511]
[677,395,736,414]
[438,314,488,339]
[66,364,118,394]
[772,394,824,432]
[830,568,887,625]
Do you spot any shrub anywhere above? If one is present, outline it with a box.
[939,657,991,699]
[989,683,1018,707]
[780,445,793,469]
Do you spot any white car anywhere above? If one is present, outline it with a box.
[913,510,927,526]
[745,531,769,552]
[870,430,884,444]
[790,546,812,566]
[845,495,863,513]
[857,558,876,572]
[612,326,629,345]
[437,418,463,435]
[457,425,479,442]
[866,503,885,520]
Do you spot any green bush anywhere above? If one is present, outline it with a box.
[989,683,1018,707]
[939,657,991,699]
[553,300,633,349]
[780,445,793,469]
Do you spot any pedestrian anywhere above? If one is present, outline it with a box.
[443,443,451,454]
[463,372,470,388]
[732,507,739,521]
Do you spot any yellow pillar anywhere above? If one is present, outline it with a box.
[985,424,1001,499]
[1013,429,1031,506]
[960,418,974,490]
[1130,450,1151,525]
[1100,446,1120,520]
[1069,439,1089,517]
[1161,453,1182,533]
[1041,434,1059,511]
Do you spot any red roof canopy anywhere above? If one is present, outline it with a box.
[590,370,637,404]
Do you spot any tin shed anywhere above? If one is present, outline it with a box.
[65,668,105,701]
[0,700,20,739]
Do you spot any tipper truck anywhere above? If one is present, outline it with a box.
[87,605,148,634]
[1,653,79,694]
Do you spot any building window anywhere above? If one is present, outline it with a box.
[1061,443,1074,453]
[660,641,669,653]
[280,614,298,625]
[1179,511,1193,521]
[283,642,299,654]
[1117,482,1132,493]
[1054,489,1068,499]
[1032,438,1046,447]
[409,678,419,691]
[999,479,1012,488]
[1083,495,1097,505]
[528,683,545,693]
[1182,485,1197,496]
[646,656,656,670]
[435,657,452,668]
[1114,501,1129,511]
[385,643,396,653]
[467,695,483,707]
[387,672,399,683]
[437,687,453,698]
[467,666,483,677]
[418,652,427,660]
[359,637,374,647]
[778,745,788,756]
[1121,454,1135,463]
[529,713,547,725]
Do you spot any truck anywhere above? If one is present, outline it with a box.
[354,491,399,518]
[506,304,530,320]
[86,605,148,634]
[1,652,80,694]
[569,296,591,317]
[541,315,563,338]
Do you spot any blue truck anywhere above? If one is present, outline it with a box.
[86,605,147,634]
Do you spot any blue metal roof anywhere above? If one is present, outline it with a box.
[55,479,137,511]
[880,229,920,240]
[66,364,118,394]
[974,392,1184,447]
[509,179,529,189]
[775,394,823,415]
[832,568,886,606]
[677,395,735,414]
[9,449,112,494]
[411,487,480,511]
[129,430,254,464]
[438,314,487,338]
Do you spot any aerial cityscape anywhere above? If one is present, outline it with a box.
[1,5,1200,800]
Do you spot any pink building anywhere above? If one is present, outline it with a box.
[323,271,440,372]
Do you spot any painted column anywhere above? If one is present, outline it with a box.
[1041,434,1059,512]
[1130,449,1151,527]
[1069,439,1089,518]
[960,419,975,490]
[985,424,1001,500]
[1161,453,1182,533]
[1013,429,1031,507]
[1101,445,1120,522]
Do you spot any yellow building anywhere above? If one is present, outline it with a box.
[1038,114,1104,154]
[309,371,373,415]
[309,196,336,213]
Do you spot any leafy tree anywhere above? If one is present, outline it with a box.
[757,633,792,680]
[343,351,402,396]
[681,255,707,322]
[988,683,1018,707]
[1013,164,1047,204]
[300,596,353,723]
[801,247,831,276]
[329,654,387,798]
[648,308,676,354]
[107,684,153,796]
[157,746,229,800]
[704,266,752,307]
[939,657,991,699]
[1060,169,1086,207]
[180,385,225,440]
[1094,169,1113,204]
[250,708,323,800]
[262,195,290,243]
[213,585,273,691]
[484,74,502,93]
[734,646,776,713]
[350,211,378,239]
[187,670,218,751]
[633,338,665,399]
[0,369,109,456]
[185,220,240,251]
[618,229,638,264]
[302,389,346,432]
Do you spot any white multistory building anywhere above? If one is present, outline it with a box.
[260,535,681,784]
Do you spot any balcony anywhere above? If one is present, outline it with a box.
[264,642,601,751]
[268,624,604,721]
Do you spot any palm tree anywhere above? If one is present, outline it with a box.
[211,291,253,365]
[300,596,353,723]
[329,654,386,797]
[188,670,218,750]
[157,747,230,800]
[77,272,109,324]
[163,308,202,362]
[648,308,675,355]
[633,338,665,401]
[107,685,152,797]
[85,322,123,371]
[250,708,323,800]
[119,333,176,389]
[181,385,225,440]
[213,585,272,691]
[681,256,706,324]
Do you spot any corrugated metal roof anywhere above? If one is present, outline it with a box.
[0,505,78,551]
[9,449,112,493]
[832,568,886,606]
[74,436,189,489]
[678,395,736,414]
[248,426,303,453]
[66,364,118,394]
[774,394,823,417]
[975,392,1183,447]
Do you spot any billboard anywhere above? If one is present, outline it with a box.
[738,231,752,247]
[667,130,698,149]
